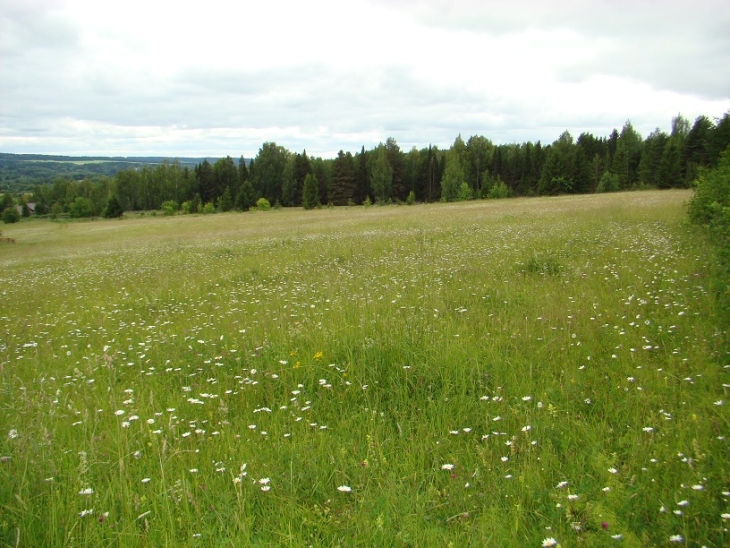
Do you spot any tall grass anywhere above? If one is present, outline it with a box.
[1,190,728,546]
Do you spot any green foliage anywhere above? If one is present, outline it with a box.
[216,188,233,212]
[236,179,257,212]
[256,197,271,211]
[456,182,472,201]
[1,193,14,211]
[68,196,93,218]
[406,190,415,205]
[369,145,393,203]
[161,200,178,216]
[302,173,320,210]
[202,202,216,214]
[1,206,20,224]
[103,195,124,218]
[190,194,202,214]
[440,151,465,202]
[688,147,730,227]
[596,171,620,193]
[487,179,510,199]
[363,195,372,207]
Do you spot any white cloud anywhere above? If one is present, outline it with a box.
[0,0,728,157]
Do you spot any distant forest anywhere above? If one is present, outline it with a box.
[3,112,730,216]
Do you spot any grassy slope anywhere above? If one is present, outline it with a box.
[1,190,728,546]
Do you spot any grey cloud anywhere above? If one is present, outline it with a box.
[372,0,730,100]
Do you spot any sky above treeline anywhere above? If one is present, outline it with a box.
[1,0,729,159]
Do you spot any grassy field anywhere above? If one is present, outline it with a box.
[1,190,729,546]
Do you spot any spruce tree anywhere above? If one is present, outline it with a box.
[302,173,320,210]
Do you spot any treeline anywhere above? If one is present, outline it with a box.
[8,112,730,217]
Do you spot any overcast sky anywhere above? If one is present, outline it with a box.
[1,0,729,158]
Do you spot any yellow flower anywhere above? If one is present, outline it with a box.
[313,351,323,360]
[293,361,300,369]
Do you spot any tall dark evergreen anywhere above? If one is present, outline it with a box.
[195,160,215,204]
[353,146,369,204]
[330,151,356,205]
[385,137,406,201]
[291,151,312,207]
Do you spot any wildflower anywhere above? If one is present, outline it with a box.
[677,500,689,507]
[611,534,623,540]
[721,513,730,520]
[7,429,18,439]
[542,538,558,547]
[568,494,579,501]
[189,468,198,473]
[608,467,618,474]
[691,484,704,491]
[141,478,151,483]
[556,481,569,489]
[642,427,654,433]
[260,485,270,492]
[259,477,270,485]
[313,351,323,360]
[714,400,723,406]
[114,410,125,416]
[522,396,532,401]
[79,488,94,496]
[441,464,454,471]
[669,534,683,543]
[137,510,152,520]
[79,508,94,517]
[337,485,352,492]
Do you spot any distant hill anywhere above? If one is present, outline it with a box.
[0,153,217,193]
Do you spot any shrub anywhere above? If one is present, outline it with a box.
[256,198,271,211]
[457,183,473,201]
[596,171,620,193]
[68,197,93,218]
[161,200,178,216]
[363,196,372,208]
[2,207,19,224]
[103,195,124,218]
[406,191,415,205]
[487,181,510,199]
[202,202,216,214]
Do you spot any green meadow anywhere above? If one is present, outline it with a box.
[1,190,728,546]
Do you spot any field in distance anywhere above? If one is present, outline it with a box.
[1,190,728,546]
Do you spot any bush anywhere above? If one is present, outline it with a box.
[161,200,178,216]
[202,202,216,215]
[487,181,510,199]
[596,171,620,193]
[363,196,372,208]
[103,195,124,218]
[688,147,730,227]
[2,207,19,224]
[457,183,473,201]
[68,197,93,218]
[406,191,415,205]
[256,198,271,211]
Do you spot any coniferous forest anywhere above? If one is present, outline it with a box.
[6,112,730,217]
